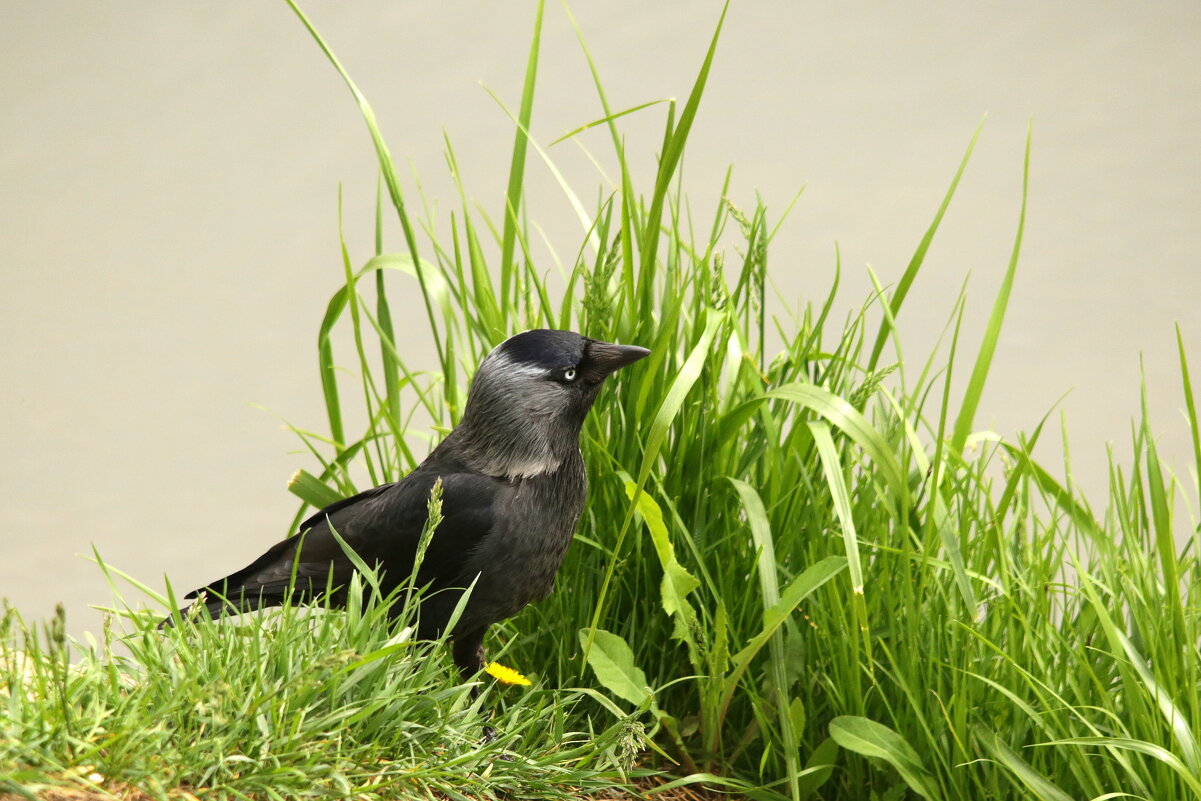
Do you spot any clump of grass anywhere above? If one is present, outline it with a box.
[0,554,647,800]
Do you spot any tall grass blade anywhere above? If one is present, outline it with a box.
[638,1,729,281]
[867,119,984,371]
[721,556,847,709]
[950,123,1030,453]
[763,383,907,499]
[727,477,801,801]
[1000,442,1106,543]
[1139,370,1190,679]
[373,180,401,441]
[284,0,446,375]
[483,86,600,254]
[808,422,871,657]
[1176,324,1201,507]
[549,99,670,146]
[499,0,545,290]
[1047,738,1201,796]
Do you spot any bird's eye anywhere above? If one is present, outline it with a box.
[562,368,578,383]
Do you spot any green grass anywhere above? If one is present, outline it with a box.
[4,2,1200,800]
[0,567,648,800]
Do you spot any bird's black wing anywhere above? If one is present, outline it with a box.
[184,464,505,607]
[297,482,397,532]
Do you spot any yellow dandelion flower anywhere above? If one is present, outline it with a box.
[484,661,532,686]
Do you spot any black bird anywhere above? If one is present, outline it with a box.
[165,329,649,678]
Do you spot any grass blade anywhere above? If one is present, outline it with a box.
[727,477,801,801]
[624,483,700,660]
[867,118,984,370]
[1046,737,1201,796]
[976,728,1074,801]
[1078,569,1201,774]
[286,468,345,510]
[829,716,942,801]
[765,382,907,500]
[499,0,545,291]
[549,99,670,146]
[638,1,729,282]
[949,123,1030,453]
[808,422,871,657]
[284,0,446,377]
[721,556,847,710]
[1176,324,1201,507]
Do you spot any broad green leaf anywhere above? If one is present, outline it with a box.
[796,737,839,799]
[788,696,806,736]
[829,716,942,801]
[578,628,651,708]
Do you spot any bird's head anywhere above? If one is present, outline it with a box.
[452,329,650,479]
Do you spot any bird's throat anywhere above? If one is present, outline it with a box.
[443,418,573,480]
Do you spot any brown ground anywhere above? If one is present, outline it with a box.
[0,774,741,801]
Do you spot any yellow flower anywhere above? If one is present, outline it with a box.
[484,661,532,686]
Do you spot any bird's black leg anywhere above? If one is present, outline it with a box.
[451,626,487,680]
[451,627,500,744]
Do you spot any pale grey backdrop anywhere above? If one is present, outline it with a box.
[3,2,1199,639]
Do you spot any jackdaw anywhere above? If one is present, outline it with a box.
[164,329,650,678]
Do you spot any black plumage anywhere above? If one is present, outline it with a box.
[164,329,649,677]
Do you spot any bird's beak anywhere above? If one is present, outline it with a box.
[587,340,651,377]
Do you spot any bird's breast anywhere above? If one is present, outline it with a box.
[460,456,587,625]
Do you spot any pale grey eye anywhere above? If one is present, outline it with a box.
[563,368,578,382]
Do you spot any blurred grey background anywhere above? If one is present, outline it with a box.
[2,2,1199,639]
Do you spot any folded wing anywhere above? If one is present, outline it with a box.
[182,465,505,616]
